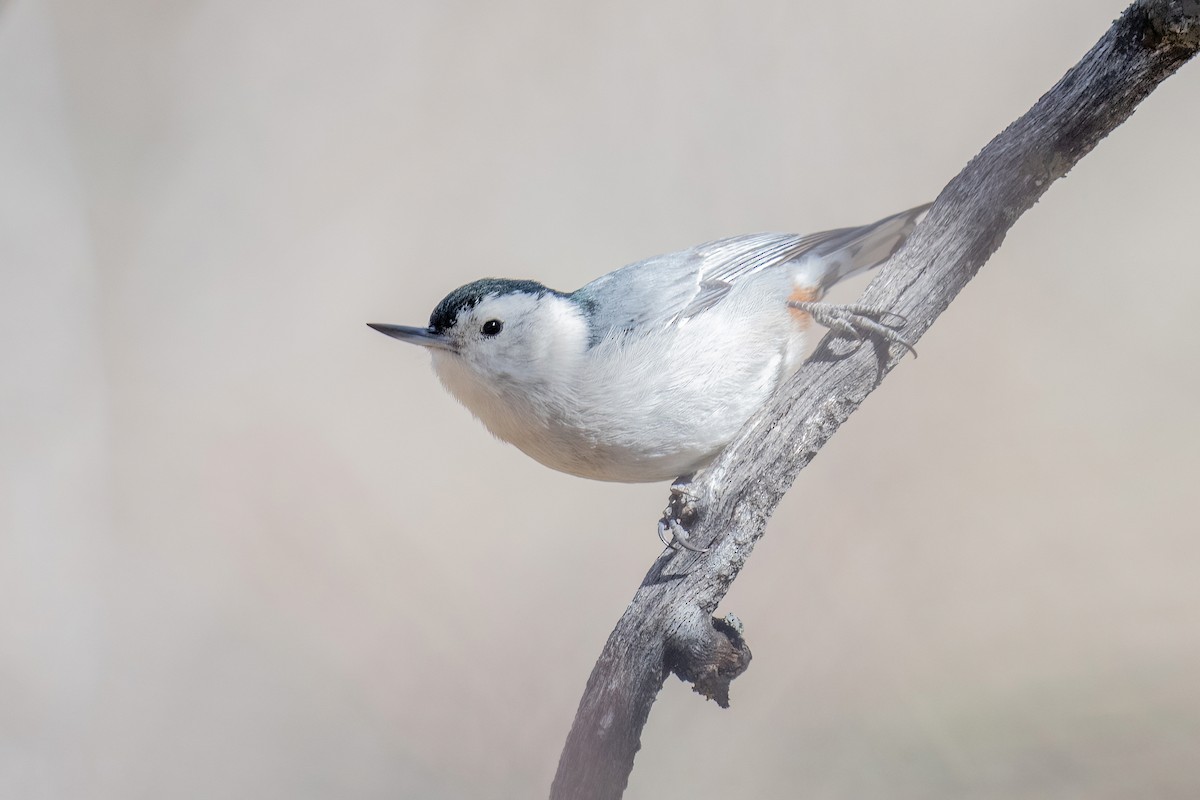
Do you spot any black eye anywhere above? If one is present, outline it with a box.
[481,319,503,337]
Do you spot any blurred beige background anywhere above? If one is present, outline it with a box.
[3,1,1199,798]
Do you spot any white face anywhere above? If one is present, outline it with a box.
[430,290,588,397]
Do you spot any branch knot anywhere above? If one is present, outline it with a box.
[1141,0,1200,49]
[665,613,753,709]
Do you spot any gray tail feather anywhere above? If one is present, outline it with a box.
[811,202,932,289]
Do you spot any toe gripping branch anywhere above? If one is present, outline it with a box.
[658,479,708,553]
[665,613,753,708]
[788,301,918,358]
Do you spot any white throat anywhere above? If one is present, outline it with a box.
[430,294,591,465]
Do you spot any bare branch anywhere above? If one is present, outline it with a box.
[550,3,1200,798]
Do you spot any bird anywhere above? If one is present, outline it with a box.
[369,204,928,547]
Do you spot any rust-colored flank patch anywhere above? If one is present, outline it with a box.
[787,285,821,327]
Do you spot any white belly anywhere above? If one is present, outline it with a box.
[509,317,803,482]
[431,282,808,483]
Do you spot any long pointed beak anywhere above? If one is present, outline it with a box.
[367,323,457,352]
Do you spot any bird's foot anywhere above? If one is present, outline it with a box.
[657,476,708,553]
[788,301,917,357]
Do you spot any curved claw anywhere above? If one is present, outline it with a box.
[659,476,708,553]
[661,516,709,553]
[656,519,673,548]
[847,315,919,358]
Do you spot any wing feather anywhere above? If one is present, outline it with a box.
[572,204,930,343]
[679,228,855,318]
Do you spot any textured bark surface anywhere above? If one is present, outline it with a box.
[550,3,1200,798]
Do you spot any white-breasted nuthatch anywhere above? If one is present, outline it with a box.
[370,204,928,543]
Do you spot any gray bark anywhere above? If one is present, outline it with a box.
[550,2,1200,798]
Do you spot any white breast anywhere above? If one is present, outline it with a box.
[559,281,805,481]
[430,278,808,483]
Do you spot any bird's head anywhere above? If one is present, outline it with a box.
[369,278,589,410]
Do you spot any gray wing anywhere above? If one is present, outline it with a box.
[572,204,930,343]
[684,204,931,317]
[681,228,856,318]
[571,232,831,344]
